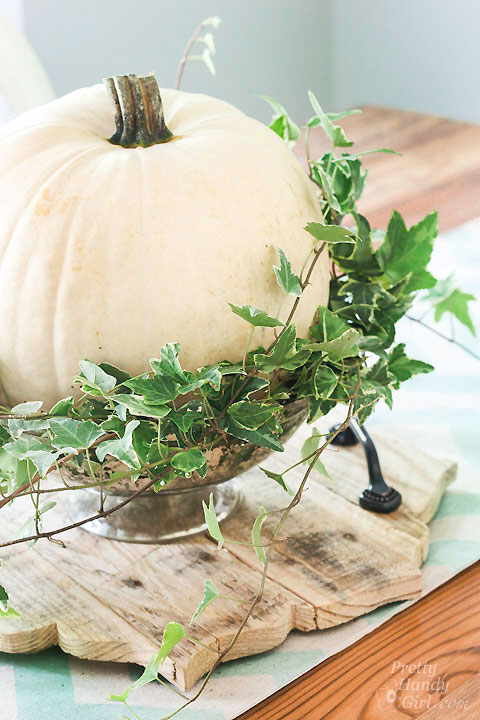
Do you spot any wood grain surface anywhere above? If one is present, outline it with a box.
[0,427,454,692]
[240,106,480,719]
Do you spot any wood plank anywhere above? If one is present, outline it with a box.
[0,429,453,691]
[419,674,480,719]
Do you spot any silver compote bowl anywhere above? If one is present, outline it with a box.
[66,397,307,543]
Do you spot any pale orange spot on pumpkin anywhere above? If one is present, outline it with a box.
[35,188,80,217]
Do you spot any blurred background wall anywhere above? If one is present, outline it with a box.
[1,0,479,124]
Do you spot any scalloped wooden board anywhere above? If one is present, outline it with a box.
[0,427,456,691]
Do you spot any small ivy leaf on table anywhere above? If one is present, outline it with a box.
[259,467,295,496]
[190,579,220,624]
[301,428,332,480]
[251,506,268,565]
[202,492,224,549]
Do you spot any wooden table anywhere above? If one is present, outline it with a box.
[240,107,480,719]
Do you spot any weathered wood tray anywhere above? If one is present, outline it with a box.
[0,427,456,691]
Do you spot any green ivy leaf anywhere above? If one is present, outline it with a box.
[4,436,52,459]
[254,324,297,373]
[125,375,180,405]
[309,328,361,360]
[8,418,50,439]
[157,622,186,664]
[96,420,140,469]
[26,449,65,477]
[221,416,284,452]
[273,248,302,296]
[308,91,353,147]
[260,95,301,148]
[74,360,117,396]
[202,492,224,548]
[10,401,43,415]
[432,288,476,336]
[0,584,20,619]
[377,211,438,288]
[181,366,222,393]
[301,428,331,478]
[329,213,382,277]
[0,585,8,612]
[150,343,187,384]
[387,344,434,389]
[112,620,188,702]
[259,467,294,495]
[169,410,202,433]
[227,401,279,430]
[190,579,220,623]
[113,394,171,419]
[171,449,206,473]
[304,222,357,246]
[49,418,105,450]
[0,426,11,447]
[251,506,268,565]
[313,365,338,399]
[49,396,74,417]
[228,304,284,328]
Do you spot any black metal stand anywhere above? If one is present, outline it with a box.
[329,419,402,514]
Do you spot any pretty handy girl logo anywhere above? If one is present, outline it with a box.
[373,659,471,714]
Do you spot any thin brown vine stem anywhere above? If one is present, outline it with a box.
[152,397,360,720]
[406,314,480,361]
[0,473,161,548]
[0,433,116,512]
[175,20,207,90]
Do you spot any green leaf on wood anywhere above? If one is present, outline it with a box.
[190,579,220,623]
[251,506,268,565]
[202,492,224,548]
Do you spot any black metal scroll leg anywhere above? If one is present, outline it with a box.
[329,419,402,514]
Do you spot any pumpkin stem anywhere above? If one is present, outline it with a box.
[104,74,174,148]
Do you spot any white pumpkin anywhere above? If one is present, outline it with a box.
[0,75,329,408]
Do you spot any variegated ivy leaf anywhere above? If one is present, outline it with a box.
[301,427,332,479]
[150,342,186,384]
[202,492,224,548]
[259,466,294,495]
[74,359,117,396]
[273,248,302,297]
[10,401,43,415]
[113,394,171,419]
[228,303,284,328]
[260,95,301,148]
[304,222,357,247]
[96,420,141,469]
[227,401,279,431]
[49,418,105,451]
[171,448,206,474]
[308,90,353,148]
[190,579,220,624]
[251,506,268,565]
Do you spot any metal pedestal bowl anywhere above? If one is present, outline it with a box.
[66,397,307,543]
